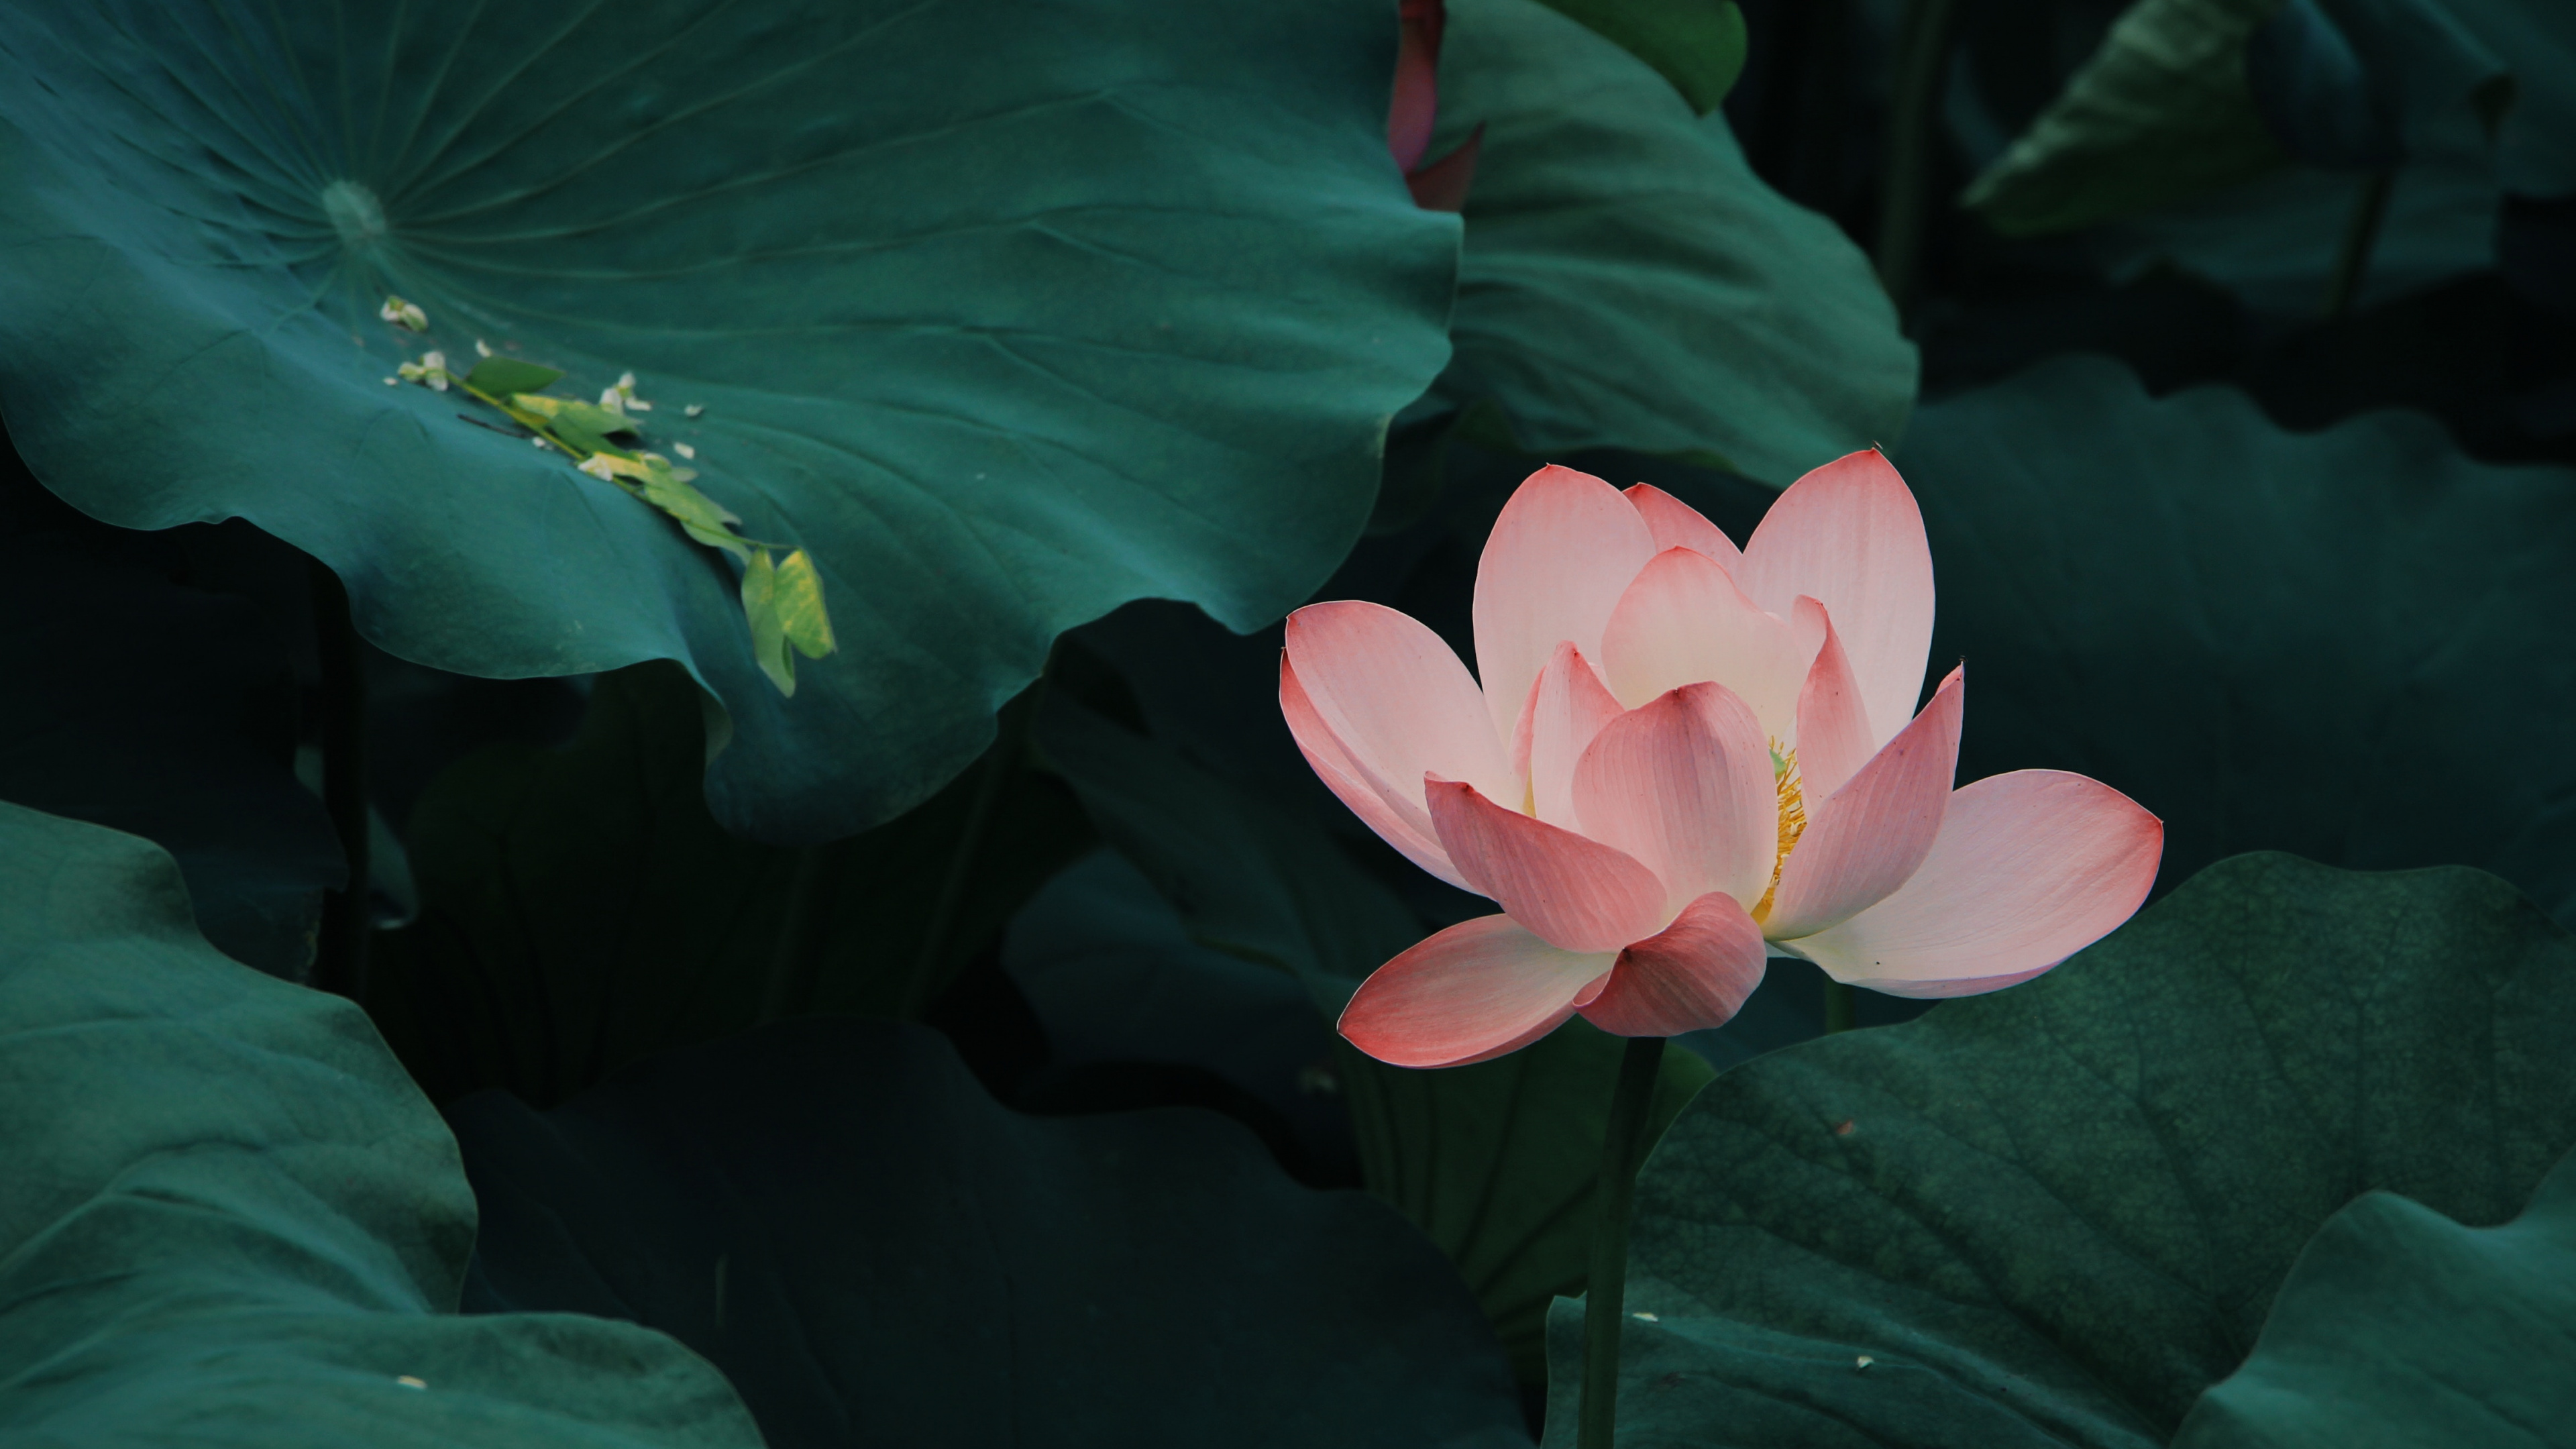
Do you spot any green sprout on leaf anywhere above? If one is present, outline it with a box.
[382,302,835,696]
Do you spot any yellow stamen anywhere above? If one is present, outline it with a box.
[1754,741,1807,920]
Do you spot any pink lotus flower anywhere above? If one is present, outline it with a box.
[1281,453,2162,1067]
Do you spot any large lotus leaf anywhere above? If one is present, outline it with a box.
[1535,852,2576,1448]
[368,660,1093,1107]
[1426,0,1915,482]
[1904,356,2576,927]
[0,0,1458,844]
[2172,1145,2576,1448]
[450,1016,1533,1449]
[0,801,761,1447]
[0,504,339,978]
[1038,691,1714,1383]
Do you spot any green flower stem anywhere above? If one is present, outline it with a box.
[1577,1034,1670,1449]
[1874,0,1965,318]
[307,557,371,1001]
[1824,979,1857,1033]
[2320,169,2396,320]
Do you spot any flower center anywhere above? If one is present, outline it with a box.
[1754,741,1806,922]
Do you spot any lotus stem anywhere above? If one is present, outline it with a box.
[1577,1034,1668,1449]
[2320,169,2396,320]
[1824,979,1856,1033]
[1874,0,1964,319]
[307,557,371,1001]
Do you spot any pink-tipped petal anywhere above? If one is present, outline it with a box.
[1286,600,1515,816]
[1580,890,1769,1036]
[1780,769,2162,996]
[1572,681,1775,912]
[1340,913,1616,1068]
[1624,484,1743,571]
[1428,779,1669,953]
[1523,642,1624,828]
[1762,666,1965,940]
[1281,653,1470,891]
[1792,597,1874,802]
[1474,466,1658,748]
[1737,449,1935,751]
[1601,546,1817,743]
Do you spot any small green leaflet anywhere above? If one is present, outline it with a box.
[511,391,635,437]
[384,299,835,695]
[463,356,566,396]
[740,549,836,696]
[639,466,751,561]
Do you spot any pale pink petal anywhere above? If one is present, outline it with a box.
[1339,913,1616,1068]
[1780,770,2161,996]
[1572,681,1775,913]
[1736,449,1935,751]
[1791,597,1873,802]
[1427,779,1669,953]
[1285,600,1515,815]
[1473,465,1658,747]
[1523,642,1624,829]
[1579,890,1768,1036]
[1600,546,1817,744]
[1387,0,1443,174]
[1623,484,1743,571]
[1761,666,1964,940]
[1281,653,1470,891]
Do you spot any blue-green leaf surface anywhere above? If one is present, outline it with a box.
[0,802,761,1447]
[1538,853,2576,1448]
[1909,356,2576,927]
[1426,0,1915,481]
[2173,1146,2576,1448]
[0,0,1458,841]
[451,1017,1534,1449]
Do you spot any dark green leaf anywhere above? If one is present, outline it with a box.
[1040,692,1714,1383]
[1038,690,1428,1012]
[367,661,1094,1106]
[1539,852,2576,1448]
[0,802,762,1446]
[1428,0,1915,483]
[1531,0,1748,113]
[2172,1145,2576,1448]
[1960,0,2290,237]
[1342,1025,1713,1386]
[451,1017,1532,1449]
[0,524,339,977]
[2440,0,2576,193]
[1002,849,1357,1178]
[0,0,1455,843]
[461,356,566,397]
[1909,356,2576,926]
